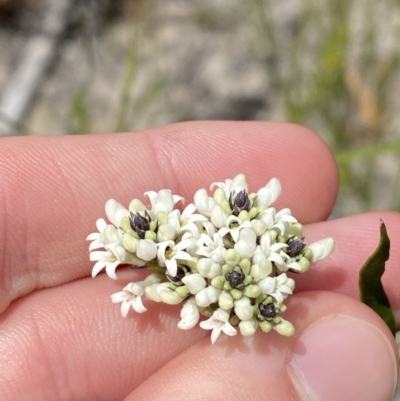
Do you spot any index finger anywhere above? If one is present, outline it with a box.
[0,121,338,312]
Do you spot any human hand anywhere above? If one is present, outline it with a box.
[0,121,398,401]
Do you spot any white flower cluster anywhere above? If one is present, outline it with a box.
[88,174,334,343]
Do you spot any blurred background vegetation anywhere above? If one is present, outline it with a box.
[0,0,400,219]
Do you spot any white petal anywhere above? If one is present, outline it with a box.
[105,199,129,227]
[234,228,256,258]
[132,296,147,313]
[157,240,175,265]
[137,239,157,261]
[92,260,106,277]
[230,174,248,193]
[221,322,237,337]
[210,327,223,344]
[257,178,282,207]
[210,205,229,228]
[194,188,216,217]
[157,224,176,242]
[120,300,131,318]
[166,258,178,277]
[111,290,128,303]
[106,260,120,280]
[96,218,108,232]
[178,297,200,330]
[153,190,175,215]
[182,273,207,294]
[307,237,335,262]
[106,243,127,262]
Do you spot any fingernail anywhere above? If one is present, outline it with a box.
[289,315,398,401]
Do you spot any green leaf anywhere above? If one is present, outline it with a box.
[359,220,396,336]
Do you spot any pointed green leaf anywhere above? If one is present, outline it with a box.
[359,220,396,336]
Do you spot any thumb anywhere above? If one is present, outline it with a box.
[125,291,398,401]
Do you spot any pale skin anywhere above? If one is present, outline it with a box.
[0,121,399,401]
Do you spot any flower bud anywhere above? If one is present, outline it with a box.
[234,296,254,320]
[182,273,207,294]
[195,286,221,307]
[218,291,234,310]
[239,318,257,336]
[273,319,295,336]
[243,284,261,298]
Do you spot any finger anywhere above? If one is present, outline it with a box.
[1,275,397,401]
[0,273,207,401]
[0,121,338,312]
[296,210,400,320]
[126,292,398,401]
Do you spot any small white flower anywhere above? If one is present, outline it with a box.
[157,238,196,277]
[218,215,253,242]
[145,189,184,216]
[178,297,200,330]
[90,243,127,279]
[199,308,237,344]
[260,207,297,235]
[258,273,294,304]
[253,232,288,266]
[168,203,207,234]
[105,199,130,227]
[111,275,160,316]
[197,233,226,264]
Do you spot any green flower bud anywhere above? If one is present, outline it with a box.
[243,284,261,298]
[219,291,234,310]
[225,249,241,267]
[214,188,226,204]
[238,210,250,222]
[239,259,251,275]
[259,320,272,332]
[175,285,190,298]
[222,264,231,275]
[273,319,295,336]
[230,289,242,300]
[303,248,313,260]
[156,211,169,225]
[248,206,258,219]
[211,275,225,290]
[243,275,253,286]
[145,231,157,241]
[299,257,310,273]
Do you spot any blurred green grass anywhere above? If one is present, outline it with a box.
[3,0,400,215]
